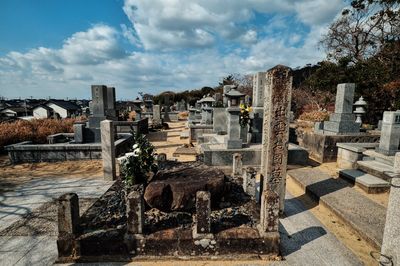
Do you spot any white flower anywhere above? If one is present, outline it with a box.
[117,156,128,164]
[125,152,136,157]
[133,148,141,156]
[132,144,139,149]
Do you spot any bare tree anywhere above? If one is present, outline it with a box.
[321,0,400,63]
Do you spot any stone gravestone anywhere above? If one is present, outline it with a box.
[376,111,400,155]
[152,105,161,126]
[251,72,267,143]
[86,85,117,142]
[163,95,171,122]
[380,152,400,265]
[323,83,360,135]
[260,65,292,234]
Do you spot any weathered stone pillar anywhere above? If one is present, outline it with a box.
[380,152,400,265]
[243,167,257,198]
[101,120,116,181]
[57,193,80,258]
[127,189,144,235]
[232,153,243,176]
[260,65,292,232]
[194,191,212,238]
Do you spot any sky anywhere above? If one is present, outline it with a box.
[0,0,347,100]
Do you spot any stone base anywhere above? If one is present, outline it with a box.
[323,120,360,135]
[57,227,280,262]
[226,139,243,149]
[297,130,380,163]
[336,143,378,169]
[375,147,400,156]
[201,142,308,167]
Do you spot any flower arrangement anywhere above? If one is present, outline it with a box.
[118,131,158,187]
[239,103,252,128]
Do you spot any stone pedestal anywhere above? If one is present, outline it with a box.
[188,108,197,121]
[226,107,242,149]
[377,111,400,155]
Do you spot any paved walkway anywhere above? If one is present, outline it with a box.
[288,167,386,250]
[0,176,114,265]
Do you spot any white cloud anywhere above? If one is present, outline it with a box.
[0,1,347,99]
[122,0,346,50]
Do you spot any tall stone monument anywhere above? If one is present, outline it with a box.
[376,111,400,155]
[260,65,292,229]
[251,72,267,143]
[323,83,360,135]
[86,85,117,142]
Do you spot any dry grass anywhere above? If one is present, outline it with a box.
[0,118,76,148]
[299,110,330,122]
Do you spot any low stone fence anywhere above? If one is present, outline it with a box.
[5,133,133,164]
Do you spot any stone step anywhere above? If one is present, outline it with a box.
[356,160,396,181]
[339,169,390,194]
[287,167,386,250]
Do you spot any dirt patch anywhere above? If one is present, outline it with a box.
[150,121,197,162]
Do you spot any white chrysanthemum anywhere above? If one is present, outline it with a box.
[125,152,136,157]
[132,144,139,149]
[133,148,141,157]
[117,156,127,164]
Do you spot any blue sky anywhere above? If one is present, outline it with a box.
[0,0,346,99]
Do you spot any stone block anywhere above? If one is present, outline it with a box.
[58,193,80,236]
[195,191,212,236]
[91,85,108,116]
[226,139,242,149]
[126,189,144,235]
[323,120,360,134]
[335,83,355,114]
[212,108,227,133]
[243,167,257,198]
[339,169,390,193]
[73,123,86,144]
[232,153,243,176]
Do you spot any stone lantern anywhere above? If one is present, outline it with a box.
[354,96,367,125]
[198,95,215,124]
[143,96,153,113]
[133,97,143,120]
[224,88,245,149]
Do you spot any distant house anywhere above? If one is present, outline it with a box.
[33,105,53,119]
[0,107,31,117]
[46,100,81,118]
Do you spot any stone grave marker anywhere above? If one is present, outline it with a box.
[260,65,292,233]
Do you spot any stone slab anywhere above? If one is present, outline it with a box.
[288,167,386,250]
[339,169,390,193]
[336,142,378,153]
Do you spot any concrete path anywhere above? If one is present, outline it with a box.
[0,176,114,265]
[288,167,386,250]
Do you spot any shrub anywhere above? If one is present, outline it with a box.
[298,111,330,122]
[0,118,75,148]
[118,131,158,187]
